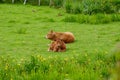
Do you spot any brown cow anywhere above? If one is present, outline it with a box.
[46,30,75,43]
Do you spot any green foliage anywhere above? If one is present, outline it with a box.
[0,56,18,80]
[41,0,49,5]
[111,14,120,21]
[53,0,64,8]
[64,0,119,14]
[72,2,82,14]
[23,56,40,73]
[77,14,89,24]
[1,0,24,3]
[0,54,116,80]
[27,0,38,5]
[63,15,76,22]
[0,0,3,3]
[63,13,120,24]
[64,1,72,13]
[1,0,119,14]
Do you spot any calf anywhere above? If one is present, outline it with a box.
[48,39,66,52]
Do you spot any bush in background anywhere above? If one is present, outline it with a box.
[53,0,64,8]
[63,13,120,24]
[64,0,120,14]
[1,0,119,14]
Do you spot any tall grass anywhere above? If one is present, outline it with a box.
[64,0,120,14]
[109,43,120,80]
[0,53,116,80]
[63,13,120,24]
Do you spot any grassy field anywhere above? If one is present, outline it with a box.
[0,4,120,80]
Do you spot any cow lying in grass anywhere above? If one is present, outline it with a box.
[48,39,66,52]
[46,30,75,43]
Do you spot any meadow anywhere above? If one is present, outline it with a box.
[0,4,120,80]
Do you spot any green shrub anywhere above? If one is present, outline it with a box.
[40,0,49,6]
[111,14,120,22]
[64,1,72,13]
[88,15,97,24]
[63,13,120,24]
[96,14,112,24]
[27,0,38,5]
[102,1,115,14]
[0,0,3,3]
[64,0,119,14]
[72,2,82,14]
[77,14,89,24]
[1,0,119,14]
[53,0,64,8]
[1,0,24,3]
[63,15,76,22]
[3,0,11,3]
[23,56,40,73]
[112,0,120,13]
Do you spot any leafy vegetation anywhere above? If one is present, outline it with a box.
[63,14,120,24]
[0,4,120,80]
[0,53,116,80]
[64,0,120,14]
[1,0,120,14]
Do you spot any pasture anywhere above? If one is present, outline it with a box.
[0,4,120,80]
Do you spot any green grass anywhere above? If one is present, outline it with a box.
[0,4,120,80]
